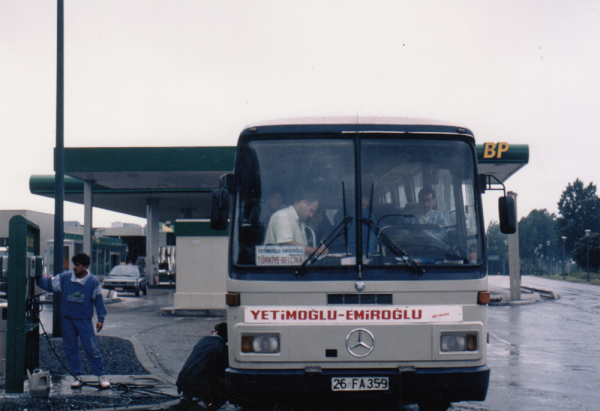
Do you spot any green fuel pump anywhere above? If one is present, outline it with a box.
[5,215,45,393]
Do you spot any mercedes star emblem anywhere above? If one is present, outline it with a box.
[346,328,375,357]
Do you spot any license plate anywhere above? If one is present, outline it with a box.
[115,287,123,291]
[331,377,389,391]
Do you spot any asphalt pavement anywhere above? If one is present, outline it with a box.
[481,275,600,411]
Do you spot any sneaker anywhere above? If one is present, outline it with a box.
[98,375,110,389]
[71,378,83,389]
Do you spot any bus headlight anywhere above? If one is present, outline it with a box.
[441,333,477,352]
[241,335,280,353]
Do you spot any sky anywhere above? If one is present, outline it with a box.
[2,0,600,229]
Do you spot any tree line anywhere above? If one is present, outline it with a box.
[486,179,600,274]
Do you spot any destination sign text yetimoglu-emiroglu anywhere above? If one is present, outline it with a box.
[244,305,462,324]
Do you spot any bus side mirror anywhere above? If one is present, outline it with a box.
[210,189,229,231]
[499,196,516,234]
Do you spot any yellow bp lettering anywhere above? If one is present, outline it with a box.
[497,142,509,158]
[483,142,496,158]
[483,142,510,159]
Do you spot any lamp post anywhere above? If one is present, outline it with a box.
[546,241,551,274]
[538,244,543,274]
[585,229,591,281]
[561,236,567,276]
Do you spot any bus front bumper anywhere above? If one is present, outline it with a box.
[226,366,490,408]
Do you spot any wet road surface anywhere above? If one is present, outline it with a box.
[473,276,600,411]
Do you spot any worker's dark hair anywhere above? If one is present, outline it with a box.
[214,322,228,343]
[72,253,90,267]
[418,187,436,201]
[293,190,318,204]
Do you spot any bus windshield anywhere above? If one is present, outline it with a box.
[232,136,482,275]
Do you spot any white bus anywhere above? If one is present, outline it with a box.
[211,118,515,410]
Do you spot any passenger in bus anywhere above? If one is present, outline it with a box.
[306,207,329,245]
[36,253,111,389]
[176,322,229,410]
[249,189,286,228]
[264,191,328,257]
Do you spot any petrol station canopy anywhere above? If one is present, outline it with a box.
[29,144,528,221]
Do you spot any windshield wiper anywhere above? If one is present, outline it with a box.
[364,183,375,260]
[362,218,424,275]
[296,215,354,276]
[296,181,354,276]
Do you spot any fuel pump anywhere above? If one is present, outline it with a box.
[5,215,45,393]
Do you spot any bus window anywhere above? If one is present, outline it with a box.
[362,139,482,267]
[233,138,355,268]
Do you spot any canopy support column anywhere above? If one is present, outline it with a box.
[146,199,160,284]
[83,180,93,256]
[508,191,521,301]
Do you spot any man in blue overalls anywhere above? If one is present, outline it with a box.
[176,322,229,410]
[37,252,110,389]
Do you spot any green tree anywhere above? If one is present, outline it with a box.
[572,232,600,273]
[518,209,557,273]
[486,221,508,274]
[556,179,600,253]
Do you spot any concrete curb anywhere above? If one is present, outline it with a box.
[126,336,177,385]
[508,298,539,305]
[521,286,560,300]
[489,284,559,305]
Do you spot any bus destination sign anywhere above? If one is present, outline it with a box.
[244,305,462,324]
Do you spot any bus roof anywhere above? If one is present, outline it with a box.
[246,116,467,129]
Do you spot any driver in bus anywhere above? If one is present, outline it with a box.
[412,188,448,226]
[264,191,328,257]
[402,187,449,245]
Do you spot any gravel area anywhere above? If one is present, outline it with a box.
[0,335,176,411]
[39,335,149,375]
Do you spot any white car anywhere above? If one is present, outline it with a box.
[102,265,148,297]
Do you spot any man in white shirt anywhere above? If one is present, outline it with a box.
[264,191,328,256]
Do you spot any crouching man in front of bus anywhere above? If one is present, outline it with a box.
[176,322,229,410]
